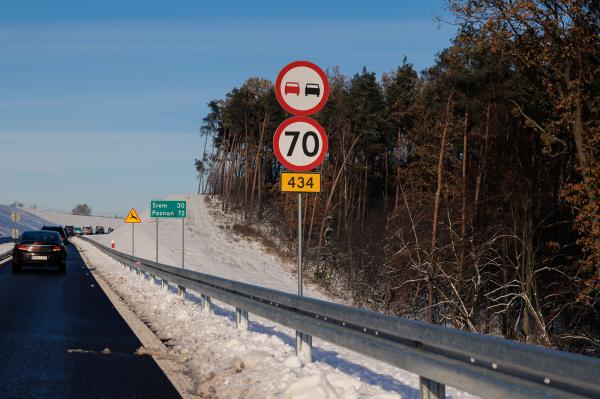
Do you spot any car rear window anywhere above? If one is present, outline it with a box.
[42,226,65,236]
[21,231,61,242]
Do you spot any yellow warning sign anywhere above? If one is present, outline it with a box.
[124,208,141,223]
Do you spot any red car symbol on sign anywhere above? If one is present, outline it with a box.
[284,82,300,96]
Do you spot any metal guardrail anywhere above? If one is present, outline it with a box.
[78,236,600,399]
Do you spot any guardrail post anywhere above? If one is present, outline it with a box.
[178,285,186,300]
[296,332,312,364]
[161,279,168,291]
[419,377,445,399]
[236,308,248,330]
[201,294,212,313]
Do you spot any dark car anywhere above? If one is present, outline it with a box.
[95,226,105,234]
[64,225,75,236]
[305,83,321,97]
[12,230,67,273]
[42,225,69,245]
[83,226,93,235]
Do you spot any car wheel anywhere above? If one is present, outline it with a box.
[11,262,22,273]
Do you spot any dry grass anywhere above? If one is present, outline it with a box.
[231,223,293,264]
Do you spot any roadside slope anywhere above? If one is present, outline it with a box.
[26,207,121,231]
[0,205,51,237]
[92,194,323,297]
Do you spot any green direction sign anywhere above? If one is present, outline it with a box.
[150,200,187,218]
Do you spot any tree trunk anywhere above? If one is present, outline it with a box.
[474,103,491,224]
[204,139,216,195]
[394,128,402,212]
[250,113,268,214]
[318,135,361,248]
[307,193,318,249]
[429,91,454,324]
[460,110,468,278]
[243,115,249,218]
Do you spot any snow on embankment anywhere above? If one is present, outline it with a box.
[26,207,121,231]
[0,205,51,237]
[0,205,52,252]
[92,194,322,297]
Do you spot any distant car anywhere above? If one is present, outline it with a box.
[284,82,300,96]
[107,227,114,234]
[41,225,69,245]
[74,227,83,235]
[12,230,67,273]
[305,83,320,97]
[64,225,75,236]
[83,226,93,235]
[95,226,105,234]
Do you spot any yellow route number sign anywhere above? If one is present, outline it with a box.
[281,172,321,193]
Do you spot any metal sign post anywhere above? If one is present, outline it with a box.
[10,211,20,242]
[297,193,302,296]
[124,208,141,256]
[182,218,185,269]
[156,218,159,262]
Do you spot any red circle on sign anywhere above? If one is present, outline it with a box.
[275,60,330,116]
[273,116,328,172]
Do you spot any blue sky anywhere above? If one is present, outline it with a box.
[0,1,456,216]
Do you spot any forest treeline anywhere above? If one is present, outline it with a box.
[196,0,599,355]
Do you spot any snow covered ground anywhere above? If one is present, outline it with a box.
[0,204,51,237]
[25,207,121,231]
[92,194,324,297]
[77,238,477,399]
[0,242,13,254]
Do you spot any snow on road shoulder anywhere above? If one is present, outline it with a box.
[76,239,476,399]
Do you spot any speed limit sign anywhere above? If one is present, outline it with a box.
[273,116,328,172]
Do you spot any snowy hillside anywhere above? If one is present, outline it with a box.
[0,205,52,253]
[92,194,323,297]
[26,207,121,230]
[0,205,50,237]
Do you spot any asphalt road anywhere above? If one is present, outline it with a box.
[0,243,181,398]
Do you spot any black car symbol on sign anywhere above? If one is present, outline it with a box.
[305,83,320,97]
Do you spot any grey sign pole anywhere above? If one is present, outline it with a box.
[156,218,159,262]
[182,218,185,269]
[298,193,302,296]
[295,192,311,364]
[132,223,135,256]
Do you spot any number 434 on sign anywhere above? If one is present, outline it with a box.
[280,172,321,193]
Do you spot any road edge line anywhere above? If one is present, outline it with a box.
[75,240,196,399]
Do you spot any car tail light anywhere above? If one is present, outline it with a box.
[52,245,62,252]
[17,244,27,251]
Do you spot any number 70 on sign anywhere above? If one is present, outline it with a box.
[280,172,321,193]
